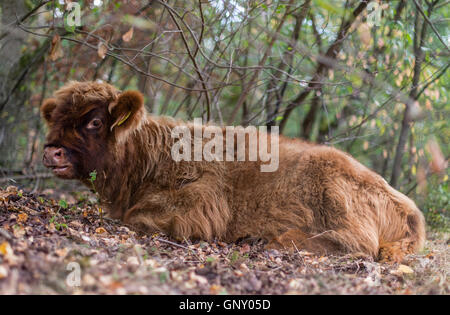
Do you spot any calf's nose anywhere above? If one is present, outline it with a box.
[43,147,65,166]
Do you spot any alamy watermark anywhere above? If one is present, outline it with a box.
[66,262,81,287]
[366,1,384,27]
[64,2,81,31]
[171,118,280,172]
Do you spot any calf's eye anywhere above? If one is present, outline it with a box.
[87,118,102,130]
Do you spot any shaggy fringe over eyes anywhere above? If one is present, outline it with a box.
[53,81,120,108]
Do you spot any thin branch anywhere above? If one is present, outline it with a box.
[165,0,211,120]
[193,0,205,58]
[416,62,450,99]
[0,173,53,184]
[227,0,295,124]
[16,23,227,93]
[413,0,450,52]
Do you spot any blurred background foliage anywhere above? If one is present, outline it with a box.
[0,0,448,230]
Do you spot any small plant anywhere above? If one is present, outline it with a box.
[55,222,68,230]
[58,199,68,209]
[89,170,97,186]
[49,215,67,230]
[230,250,240,263]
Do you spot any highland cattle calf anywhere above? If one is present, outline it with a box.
[41,81,425,262]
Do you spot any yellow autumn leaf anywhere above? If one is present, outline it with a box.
[96,227,107,234]
[17,212,28,223]
[0,242,12,256]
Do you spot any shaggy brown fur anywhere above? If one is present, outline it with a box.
[41,81,425,262]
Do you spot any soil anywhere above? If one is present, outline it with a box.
[0,186,448,294]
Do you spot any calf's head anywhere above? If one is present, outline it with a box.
[41,81,145,179]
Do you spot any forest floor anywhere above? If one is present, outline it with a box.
[0,185,448,295]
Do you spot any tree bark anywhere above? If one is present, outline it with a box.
[390,0,430,188]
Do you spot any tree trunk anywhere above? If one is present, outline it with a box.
[390,0,430,188]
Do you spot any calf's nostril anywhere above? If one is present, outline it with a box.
[43,147,65,164]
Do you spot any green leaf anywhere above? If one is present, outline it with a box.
[59,199,68,209]
[89,170,97,183]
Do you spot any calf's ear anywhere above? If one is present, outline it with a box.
[108,90,146,140]
[41,98,58,124]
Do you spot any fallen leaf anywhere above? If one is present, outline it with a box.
[95,227,107,234]
[70,220,83,229]
[47,223,56,232]
[391,264,414,276]
[17,213,28,223]
[0,241,12,256]
[397,264,414,274]
[240,243,250,254]
[189,271,208,285]
[127,256,139,266]
[0,186,17,200]
[83,274,97,286]
[0,241,17,264]
[0,265,8,279]
[55,248,68,258]
[239,263,249,272]
[12,226,25,238]
[6,186,17,193]
[425,252,435,259]
[209,284,224,294]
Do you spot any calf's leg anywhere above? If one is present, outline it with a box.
[123,175,231,241]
